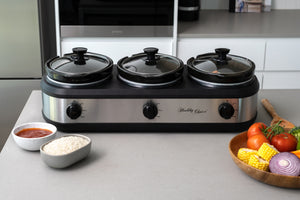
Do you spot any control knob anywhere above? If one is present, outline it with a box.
[218,102,235,119]
[66,102,82,119]
[143,102,158,119]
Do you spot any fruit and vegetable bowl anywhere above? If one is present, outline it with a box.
[229,123,300,188]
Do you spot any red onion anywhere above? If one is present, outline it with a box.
[269,152,300,176]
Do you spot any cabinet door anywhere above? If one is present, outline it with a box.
[255,72,263,89]
[61,37,173,63]
[0,0,41,78]
[263,72,300,89]
[265,39,300,71]
[177,38,266,71]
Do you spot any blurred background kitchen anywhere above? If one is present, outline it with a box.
[1,0,300,151]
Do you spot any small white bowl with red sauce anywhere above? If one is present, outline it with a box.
[12,122,57,151]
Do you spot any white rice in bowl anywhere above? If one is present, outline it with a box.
[43,136,89,155]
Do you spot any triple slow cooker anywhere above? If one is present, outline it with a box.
[41,47,259,132]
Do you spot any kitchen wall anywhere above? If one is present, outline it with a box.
[0,0,41,151]
[201,0,300,9]
[0,81,40,152]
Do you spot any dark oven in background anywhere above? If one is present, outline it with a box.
[59,0,174,37]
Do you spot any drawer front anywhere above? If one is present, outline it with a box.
[177,38,266,70]
[265,39,300,71]
[263,72,300,89]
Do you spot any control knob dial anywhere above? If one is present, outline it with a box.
[143,102,158,119]
[218,102,235,119]
[66,102,82,119]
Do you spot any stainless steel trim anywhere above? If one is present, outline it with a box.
[46,75,111,88]
[42,93,257,124]
[118,75,181,88]
[189,75,254,87]
[178,6,199,11]
[172,0,179,56]
[54,0,61,56]
[60,26,173,38]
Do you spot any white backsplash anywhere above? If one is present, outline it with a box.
[272,0,300,9]
[200,0,300,10]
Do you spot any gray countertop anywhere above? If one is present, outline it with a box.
[178,10,300,38]
[0,90,300,200]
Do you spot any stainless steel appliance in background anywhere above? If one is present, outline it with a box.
[59,0,174,37]
[38,0,175,65]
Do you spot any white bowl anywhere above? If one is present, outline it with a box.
[40,134,91,169]
[12,122,57,151]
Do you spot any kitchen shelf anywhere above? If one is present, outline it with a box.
[178,10,300,38]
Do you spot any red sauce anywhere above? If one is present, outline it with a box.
[16,128,52,138]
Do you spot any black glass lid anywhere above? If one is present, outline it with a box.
[45,47,113,84]
[187,48,255,84]
[117,47,184,87]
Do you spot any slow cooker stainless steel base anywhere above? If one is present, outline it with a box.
[41,72,259,132]
[42,94,257,123]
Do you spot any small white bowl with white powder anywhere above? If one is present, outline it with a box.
[40,134,91,168]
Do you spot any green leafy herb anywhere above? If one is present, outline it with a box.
[263,121,285,140]
[289,126,300,150]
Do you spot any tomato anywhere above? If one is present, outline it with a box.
[247,134,270,150]
[247,122,267,138]
[271,133,297,152]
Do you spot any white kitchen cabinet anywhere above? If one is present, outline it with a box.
[255,72,263,89]
[200,0,300,9]
[265,39,300,71]
[176,38,300,89]
[263,72,300,89]
[61,37,173,63]
[176,38,265,71]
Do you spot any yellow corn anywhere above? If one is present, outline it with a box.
[257,143,279,162]
[248,154,269,171]
[237,148,258,164]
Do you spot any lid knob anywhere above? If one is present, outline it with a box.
[144,47,158,65]
[72,47,87,65]
[215,48,230,63]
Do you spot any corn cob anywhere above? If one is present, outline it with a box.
[257,143,279,162]
[237,148,258,164]
[248,154,269,171]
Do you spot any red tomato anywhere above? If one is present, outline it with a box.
[247,134,270,150]
[247,122,267,138]
[271,133,297,152]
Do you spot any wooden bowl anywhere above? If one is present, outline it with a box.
[229,131,300,188]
